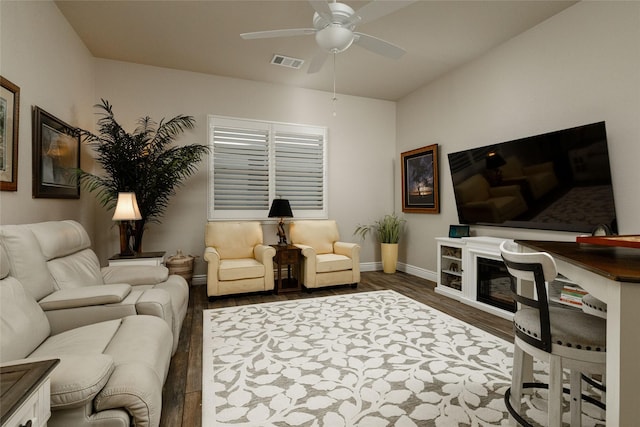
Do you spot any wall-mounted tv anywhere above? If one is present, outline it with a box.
[447,121,617,233]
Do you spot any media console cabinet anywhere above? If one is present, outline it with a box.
[436,236,578,320]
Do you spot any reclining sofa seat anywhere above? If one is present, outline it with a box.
[0,220,188,354]
[0,244,173,427]
[289,220,360,290]
[204,221,276,298]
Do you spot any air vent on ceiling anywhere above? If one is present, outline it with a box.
[271,54,304,70]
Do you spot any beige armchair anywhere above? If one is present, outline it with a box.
[204,221,276,299]
[453,173,528,224]
[289,220,360,290]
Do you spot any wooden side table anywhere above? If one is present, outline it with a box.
[108,251,166,267]
[1,359,59,427]
[271,244,302,293]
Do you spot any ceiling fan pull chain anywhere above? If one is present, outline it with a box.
[332,52,337,116]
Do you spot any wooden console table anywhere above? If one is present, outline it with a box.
[516,240,640,426]
[271,244,302,293]
[1,359,59,427]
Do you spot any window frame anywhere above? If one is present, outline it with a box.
[207,115,328,221]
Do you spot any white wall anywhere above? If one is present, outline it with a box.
[0,0,97,234]
[397,1,640,273]
[93,60,396,274]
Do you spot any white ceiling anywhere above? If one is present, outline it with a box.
[55,0,576,101]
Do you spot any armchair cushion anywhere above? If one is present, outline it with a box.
[218,259,265,281]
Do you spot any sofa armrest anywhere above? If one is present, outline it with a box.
[38,284,131,311]
[101,265,169,286]
[294,244,316,287]
[49,354,115,409]
[523,161,554,175]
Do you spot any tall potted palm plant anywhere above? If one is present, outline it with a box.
[354,213,405,273]
[79,99,209,252]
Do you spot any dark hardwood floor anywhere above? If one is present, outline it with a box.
[159,271,514,427]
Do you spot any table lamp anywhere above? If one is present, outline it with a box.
[112,192,142,256]
[268,198,293,245]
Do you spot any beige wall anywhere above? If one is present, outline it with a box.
[0,0,97,235]
[396,1,640,274]
[93,60,397,274]
[3,1,638,280]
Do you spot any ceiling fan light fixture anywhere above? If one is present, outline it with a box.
[315,24,354,53]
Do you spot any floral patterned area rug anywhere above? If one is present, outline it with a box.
[202,290,604,426]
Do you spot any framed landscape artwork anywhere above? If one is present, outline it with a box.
[32,106,80,198]
[401,144,439,213]
[1,76,20,191]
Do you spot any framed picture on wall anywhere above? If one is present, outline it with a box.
[401,144,439,213]
[1,76,20,191]
[32,106,80,198]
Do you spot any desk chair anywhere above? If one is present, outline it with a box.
[500,241,606,427]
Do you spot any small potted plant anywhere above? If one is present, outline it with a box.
[354,213,405,273]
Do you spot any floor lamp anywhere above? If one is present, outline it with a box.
[112,192,142,256]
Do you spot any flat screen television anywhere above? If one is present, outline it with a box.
[447,121,617,233]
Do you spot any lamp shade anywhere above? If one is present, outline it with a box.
[112,192,142,221]
[485,152,506,170]
[315,24,355,53]
[268,198,293,218]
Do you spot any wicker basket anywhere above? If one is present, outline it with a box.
[166,250,197,284]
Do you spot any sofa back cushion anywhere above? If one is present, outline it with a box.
[0,224,55,301]
[290,220,339,254]
[205,222,263,259]
[28,220,92,260]
[27,221,103,289]
[0,245,51,362]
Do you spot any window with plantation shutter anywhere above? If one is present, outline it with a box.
[208,116,327,220]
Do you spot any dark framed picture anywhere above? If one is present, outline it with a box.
[449,225,470,238]
[401,144,439,213]
[32,106,80,198]
[1,76,20,191]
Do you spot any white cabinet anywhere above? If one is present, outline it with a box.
[1,359,59,427]
[436,237,514,320]
[436,238,464,293]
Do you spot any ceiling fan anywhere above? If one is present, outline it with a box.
[240,0,414,73]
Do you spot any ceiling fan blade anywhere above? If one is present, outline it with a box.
[308,0,332,22]
[307,50,329,74]
[353,32,406,59]
[348,0,416,26]
[241,28,316,40]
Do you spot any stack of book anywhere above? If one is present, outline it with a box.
[559,284,588,308]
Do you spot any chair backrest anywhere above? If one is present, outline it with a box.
[0,244,51,362]
[0,224,56,301]
[205,221,264,259]
[289,220,340,254]
[27,220,104,289]
[500,240,558,352]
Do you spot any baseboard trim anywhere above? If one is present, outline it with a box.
[190,263,437,287]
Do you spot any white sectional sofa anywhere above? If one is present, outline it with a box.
[0,220,188,354]
[0,243,173,427]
